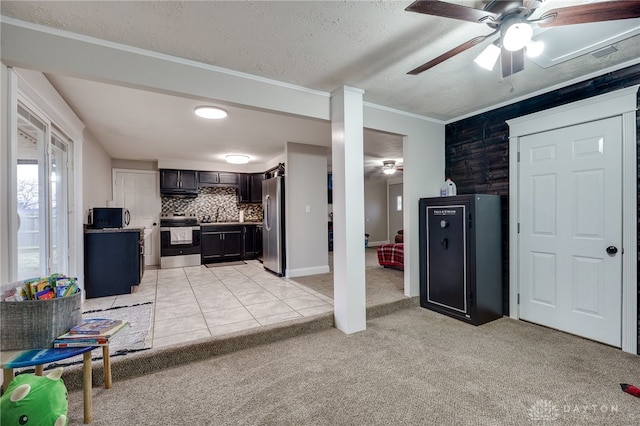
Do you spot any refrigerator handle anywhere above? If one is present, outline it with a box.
[264,194,271,232]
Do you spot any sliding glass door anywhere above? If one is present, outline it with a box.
[14,103,72,280]
[49,131,71,274]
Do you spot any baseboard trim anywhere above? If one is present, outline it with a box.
[286,265,331,278]
[367,240,389,247]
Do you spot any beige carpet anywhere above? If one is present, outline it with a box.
[59,248,638,424]
[65,307,640,425]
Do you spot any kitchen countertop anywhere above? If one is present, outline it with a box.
[84,227,144,233]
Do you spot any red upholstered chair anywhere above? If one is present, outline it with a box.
[376,242,404,270]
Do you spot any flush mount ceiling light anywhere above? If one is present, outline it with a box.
[225,154,250,164]
[194,106,228,119]
[382,160,397,175]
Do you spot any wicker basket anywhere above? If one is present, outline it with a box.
[0,290,82,351]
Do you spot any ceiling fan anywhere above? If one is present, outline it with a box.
[382,160,404,175]
[406,0,640,78]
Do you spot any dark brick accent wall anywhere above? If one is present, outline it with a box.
[444,63,640,353]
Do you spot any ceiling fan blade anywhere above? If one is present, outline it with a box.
[501,47,524,78]
[538,1,640,28]
[408,33,496,75]
[405,0,500,24]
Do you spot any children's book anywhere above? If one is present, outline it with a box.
[67,318,127,336]
[54,320,128,347]
[53,338,109,348]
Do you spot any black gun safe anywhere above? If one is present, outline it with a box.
[419,194,502,325]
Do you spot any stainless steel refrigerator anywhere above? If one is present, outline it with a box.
[262,176,284,275]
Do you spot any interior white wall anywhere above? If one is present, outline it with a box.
[364,179,388,245]
[83,131,113,214]
[112,159,157,171]
[284,142,330,277]
[388,182,404,242]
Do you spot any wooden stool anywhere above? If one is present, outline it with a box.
[1,345,112,424]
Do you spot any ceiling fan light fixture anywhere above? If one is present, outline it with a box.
[525,40,544,58]
[474,43,501,71]
[194,106,228,119]
[225,154,250,164]
[382,160,397,175]
[502,22,533,52]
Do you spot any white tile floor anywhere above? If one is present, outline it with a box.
[81,260,334,349]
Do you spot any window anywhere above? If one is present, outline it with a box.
[14,103,72,280]
[396,195,402,212]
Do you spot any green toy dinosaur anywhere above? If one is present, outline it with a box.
[0,367,68,426]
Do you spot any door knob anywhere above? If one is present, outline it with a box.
[606,246,618,255]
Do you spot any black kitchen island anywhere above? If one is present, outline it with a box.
[84,227,144,298]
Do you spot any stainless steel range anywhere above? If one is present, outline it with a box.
[160,212,201,268]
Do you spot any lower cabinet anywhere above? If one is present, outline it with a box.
[201,224,263,263]
[201,226,242,263]
[243,225,262,259]
[84,230,143,298]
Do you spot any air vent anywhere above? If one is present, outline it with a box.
[591,45,618,58]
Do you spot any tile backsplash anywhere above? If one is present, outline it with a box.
[162,187,262,222]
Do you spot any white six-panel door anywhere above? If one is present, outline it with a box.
[519,116,622,347]
[113,170,161,266]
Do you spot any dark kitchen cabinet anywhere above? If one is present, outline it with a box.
[238,173,264,203]
[419,194,502,326]
[201,225,242,263]
[199,171,239,187]
[250,174,264,202]
[243,225,262,259]
[84,229,143,298]
[255,226,262,256]
[198,171,219,185]
[219,172,239,185]
[160,169,198,195]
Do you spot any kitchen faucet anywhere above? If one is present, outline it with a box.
[215,206,221,222]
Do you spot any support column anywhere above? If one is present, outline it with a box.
[331,86,366,334]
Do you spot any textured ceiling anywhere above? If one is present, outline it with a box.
[2,0,639,176]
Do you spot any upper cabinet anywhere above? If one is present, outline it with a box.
[160,169,268,199]
[160,169,198,196]
[199,171,239,187]
[238,173,264,203]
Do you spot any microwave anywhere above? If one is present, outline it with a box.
[89,207,130,229]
